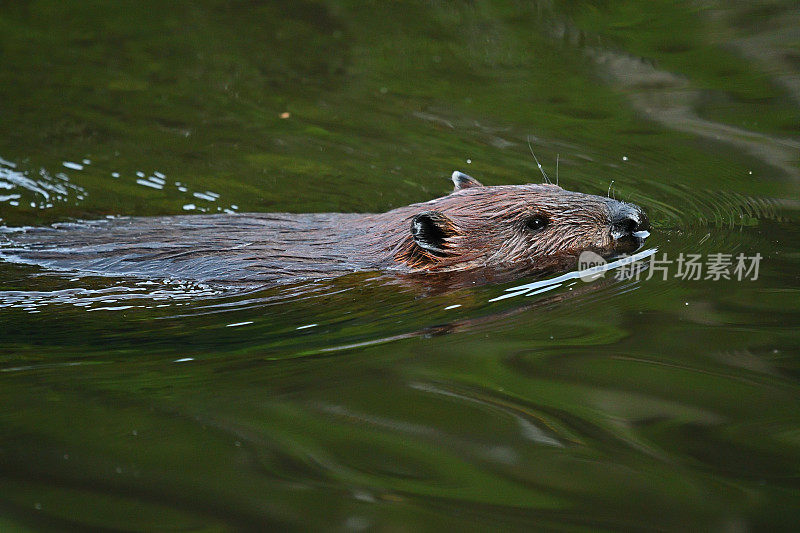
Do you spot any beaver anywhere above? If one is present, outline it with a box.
[0,171,649,285]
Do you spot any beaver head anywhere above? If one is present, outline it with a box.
[391,171,649,273]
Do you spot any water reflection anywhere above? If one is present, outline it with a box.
[0,0,799,530]
[0,278,222,313]
[0,156,86,211]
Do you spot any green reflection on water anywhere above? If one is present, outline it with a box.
[0,0,799,530]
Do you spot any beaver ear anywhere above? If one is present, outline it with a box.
[411,211,456,255]
[451,171,483,191]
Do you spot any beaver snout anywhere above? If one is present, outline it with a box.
[607,199,650,249]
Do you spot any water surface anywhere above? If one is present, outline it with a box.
[1,1,799,531]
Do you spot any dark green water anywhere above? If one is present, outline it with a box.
[1,1,799,531]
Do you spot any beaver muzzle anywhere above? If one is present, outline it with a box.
[608,199,650,252]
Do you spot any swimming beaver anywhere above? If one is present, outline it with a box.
[0,171,649,285]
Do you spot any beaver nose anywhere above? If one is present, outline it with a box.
[608,200,650,240]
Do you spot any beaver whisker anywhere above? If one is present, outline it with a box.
[527,135,551,185]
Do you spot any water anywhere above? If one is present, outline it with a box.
[1,1,799,530]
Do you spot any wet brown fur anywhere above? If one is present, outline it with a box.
[380,183,616,274]
[0,176,644,285]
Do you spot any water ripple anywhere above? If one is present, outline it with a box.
[0,156,86,211]
[0,279,223,313]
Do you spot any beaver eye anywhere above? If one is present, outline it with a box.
[524,214,549,232]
